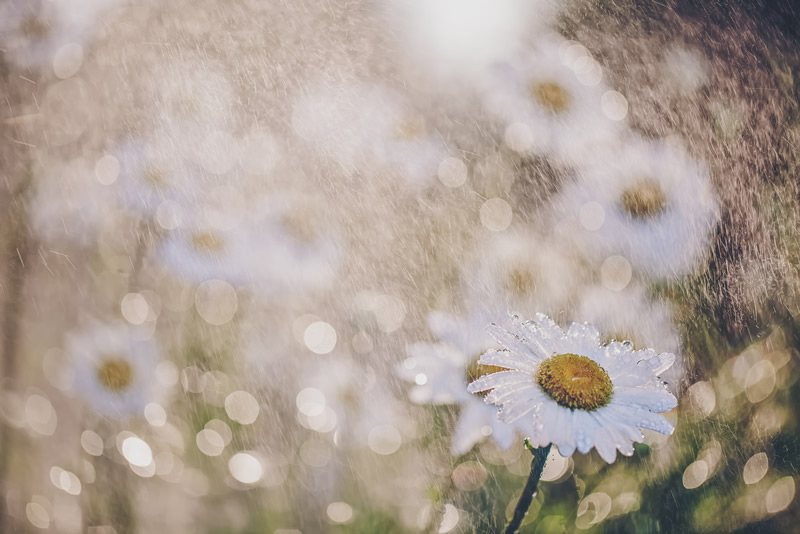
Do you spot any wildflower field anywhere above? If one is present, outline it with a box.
[0,1,799,533]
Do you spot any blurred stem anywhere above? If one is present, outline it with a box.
[0,167,33,533]
[504,441,550,534]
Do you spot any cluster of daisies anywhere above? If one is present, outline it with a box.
[397,5,719,462]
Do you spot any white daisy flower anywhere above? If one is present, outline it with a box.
[577,284,681,357]
[157,213,250,286]
[381,0,557,86]
[158,193,339,295]
[463,230,581,319]
[245,192,340,297]
[481,34,623,166]
[0,0,109,69]
[399,311,521,455]
[552,136,719,279]
[292,81,448,187]
[468,314,677,463]
[67,321,162,418]
[112,140,197,215]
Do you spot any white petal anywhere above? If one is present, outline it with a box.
[572,410,601,454]
[478,348,539,374]
[467,370,532,393]
[451,402,489,456]
[613,387,677,413]
[486,323,547,363]
[544,403,577,457]
[608,403,674,435]
[566,322,601,352]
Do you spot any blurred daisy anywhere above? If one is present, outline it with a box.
[159,193,339,294]
[68,322,162,418]
[382,0,556,86]
[157,213,249,285]
[292,81,448,187]
[245,192,340,297]
[552,136,719,279]
[463,230,580,319]
[469,314,677,463]
[577,284,681,356]
[481,34,622,166]
[0,0,108,69]
[399,311,521,455]
[299,357,410,450]
[112,140,196,215]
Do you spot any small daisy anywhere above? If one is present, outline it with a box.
[463,230,581,319]
[381,0,557,85]
[0,0,94,69]
[245,192,340,297]
[399,311,522,455]
[67,321,162,418]
[112,140,197,215]
[481,33,623,166]
[157,213,250,285]
[552,136,719,279]
[291,81,448,187]
[577,284,681,356]
[468,314,677,463]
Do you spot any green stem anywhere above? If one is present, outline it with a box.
[504,441,551,534]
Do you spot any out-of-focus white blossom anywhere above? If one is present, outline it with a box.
[469,314,677,463]
[399,312,521,455]
[552,136,719,279]
[481,34,623,166]
[67,321,163,418]
[292,81,448,187]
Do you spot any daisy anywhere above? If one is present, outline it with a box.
[381,0,557,86]
[552,136,719,279]
[468,314,677,463]
[399,311,522,455]
[158,193,339,295]
[112,139,198,215]
[462,230,580,319]
[480,33,623,166]
[67,321,162,418]
[245,192,340,297]
[157,211,250,286]
[577,284,681,356]
[0,0,99,69]
[291,81,448,187]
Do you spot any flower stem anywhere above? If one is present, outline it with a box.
[504,441,551,534]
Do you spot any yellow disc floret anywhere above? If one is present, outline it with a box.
[536,353,613,411]
[97,357,134,392]
[531,81,571,113]
[620,180,667,219]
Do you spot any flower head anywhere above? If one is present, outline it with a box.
[68,321,163,418]
[468,314,678,463]
[552,136,719,279]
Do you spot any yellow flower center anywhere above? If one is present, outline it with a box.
[20,15,50,38]
[531,81,571,113]
[97,357,134,392]
[191,231,225,253]
[466,356,505,398]
[393,115,426,140]
[620,180,667,219]
[504,265,536,296]
[536,353,613,411]
[281,210,320,244]
[143,164,167,187]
